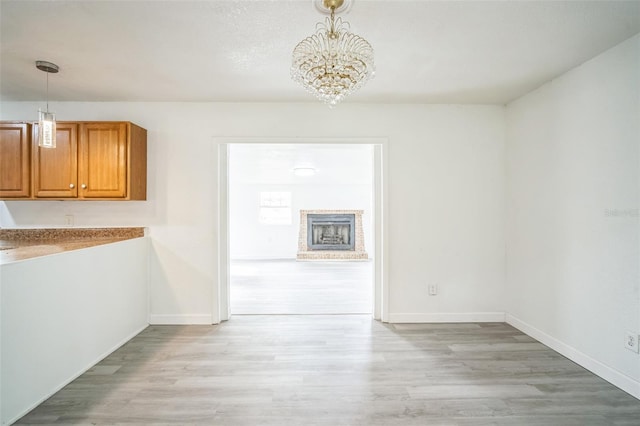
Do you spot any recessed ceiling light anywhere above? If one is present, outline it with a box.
[293,167,316,177]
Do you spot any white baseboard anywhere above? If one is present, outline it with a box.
[6,323,148,426]
[388,312,506,323]
[506,313,640,400]
[230,256,295,261]
[149,314,213,325]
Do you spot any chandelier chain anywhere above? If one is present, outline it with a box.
[329,6,336,38]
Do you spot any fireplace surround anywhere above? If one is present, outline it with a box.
[297,209,368,260]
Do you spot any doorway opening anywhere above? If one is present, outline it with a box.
[214,138,387,323]
[228,143,373,315]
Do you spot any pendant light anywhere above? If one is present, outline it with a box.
[36,60,59,148]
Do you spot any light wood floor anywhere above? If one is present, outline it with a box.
[230,259,373,315]
[17,316,640,425]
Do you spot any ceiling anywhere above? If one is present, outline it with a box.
[1,0,639,105]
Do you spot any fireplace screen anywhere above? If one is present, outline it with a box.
[307,214,356,251]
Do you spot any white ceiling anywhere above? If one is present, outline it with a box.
[1,0,639,105]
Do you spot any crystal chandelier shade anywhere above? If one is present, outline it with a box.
[291,1,374,106]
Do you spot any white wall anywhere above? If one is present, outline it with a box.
[0,102,506,324]
[230,182,373,259]
[505,34,640,397]
[0,237,148,425]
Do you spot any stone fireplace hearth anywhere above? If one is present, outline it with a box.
[297,210,368,261]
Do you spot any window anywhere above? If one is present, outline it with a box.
[259,192,292,225]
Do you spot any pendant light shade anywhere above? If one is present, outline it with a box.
[36,60,59,148]
[38,109,56,148]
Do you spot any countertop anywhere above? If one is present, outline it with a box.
[0,228,145,264]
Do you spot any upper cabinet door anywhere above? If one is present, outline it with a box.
[0,123,31,198]
[79,122,127,199]
[33,123,79,198]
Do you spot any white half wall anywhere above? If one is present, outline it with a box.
[505,34,640,397]
[0,102,506,324]
[0,237,149,425]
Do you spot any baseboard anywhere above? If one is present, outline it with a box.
[388,312,506,323]
[506,313,640,400]
[230,256,295,261]
[6,323,148,426]
[149,314,213,325]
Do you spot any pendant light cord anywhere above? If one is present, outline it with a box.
[46,71,49,111]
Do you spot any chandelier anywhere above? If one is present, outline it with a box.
[291,0,374,106]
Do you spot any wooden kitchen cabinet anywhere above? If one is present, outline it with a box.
[0,122,31,198]
[33,122,79,198]
[33,121,147,200]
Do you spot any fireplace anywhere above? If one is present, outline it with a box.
[297,210,368,260]
[307,214,355,251]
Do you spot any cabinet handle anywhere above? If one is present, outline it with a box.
[69,184,75,189]
[81,184,87,189]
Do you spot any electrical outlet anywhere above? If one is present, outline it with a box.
[624,331,639,353]
[428,284,438,296]
[64,215,74,227]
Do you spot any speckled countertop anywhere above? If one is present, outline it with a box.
[0,228,145,264]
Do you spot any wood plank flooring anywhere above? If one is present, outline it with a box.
[230,260,372,314]
[16,316,640,425]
